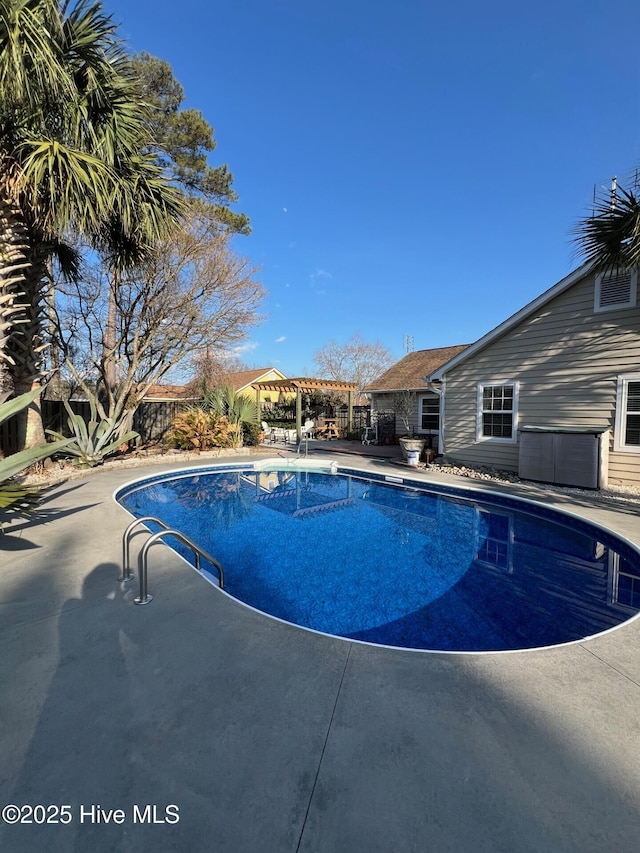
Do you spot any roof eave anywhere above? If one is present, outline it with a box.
[367,385,430,393]
[429,262,594,380]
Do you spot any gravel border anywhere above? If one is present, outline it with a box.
[428,461,640,507]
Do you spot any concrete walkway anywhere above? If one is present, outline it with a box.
[1,451,639,853]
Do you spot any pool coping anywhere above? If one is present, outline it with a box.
[112,456,640,657]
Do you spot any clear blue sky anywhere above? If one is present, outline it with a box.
[106,0,640,376]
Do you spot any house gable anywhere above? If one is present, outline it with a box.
[143,368,290,402]
[435,264,640,487]
[225,367,289,394]
[429,263,593,381]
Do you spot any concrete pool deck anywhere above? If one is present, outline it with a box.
[1,451,639,853]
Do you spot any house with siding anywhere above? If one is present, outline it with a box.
[428,263,640,488]
[217,367,292,406]
[146,368,291,406]
[365,345,470,451]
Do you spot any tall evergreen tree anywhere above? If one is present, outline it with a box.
[130,51,250,235]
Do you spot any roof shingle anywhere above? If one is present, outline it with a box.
[365,345,470,392]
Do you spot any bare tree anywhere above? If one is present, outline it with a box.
[57,206,264,431]
[313,333,394,397]
[186,350,253,396]
[392,389,416,435]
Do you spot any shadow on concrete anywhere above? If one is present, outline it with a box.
[1,561,134,853]
[0,533,40,551]
[1,463,640,853]
[0,482,99,543]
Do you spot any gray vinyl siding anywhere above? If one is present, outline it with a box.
[371,391,440,446]
[371,392,395,416]
[443,270,640,487]
[371,391,418,434]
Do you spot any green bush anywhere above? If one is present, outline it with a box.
[242,420,263,446]
[169,407,238,450]
[203,386,259,448]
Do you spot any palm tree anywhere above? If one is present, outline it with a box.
[0,0,184,448]
[204,386,258,447]
[574,176,640,272]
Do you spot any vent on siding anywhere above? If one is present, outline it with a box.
[595,270,636,311]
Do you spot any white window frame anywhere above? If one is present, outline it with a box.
[476,381,519,444]
[608,551,640,611]
[416,393,439,434]
[613,373,640,453]
[594,269,637,313]
[474,508,514,574]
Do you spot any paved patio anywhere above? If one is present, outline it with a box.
[1,450,639,852]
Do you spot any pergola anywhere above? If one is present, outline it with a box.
[251,377,358,440]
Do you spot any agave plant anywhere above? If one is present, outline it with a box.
[0,388,71,519]
[47,398,139,467]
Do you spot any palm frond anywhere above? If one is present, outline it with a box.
[0,482,41,515]
[573,185,640,273]
[18,136,114,232]
[0,0,72,108]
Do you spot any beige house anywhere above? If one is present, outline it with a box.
[428,263,640,488]
[365,346,469,450]
[219,367,291,405]
[145,368,291,406]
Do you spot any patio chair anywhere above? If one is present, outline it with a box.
[297,420,318,456]
[261,421,275,443]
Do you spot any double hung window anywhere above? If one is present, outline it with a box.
[477,383,518,442]
[614,374,640,452]
[418,394,439,432]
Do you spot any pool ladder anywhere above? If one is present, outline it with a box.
[120,516,225,605]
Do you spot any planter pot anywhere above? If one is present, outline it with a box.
[398,437,427,464]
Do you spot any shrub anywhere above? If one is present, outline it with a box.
[169,407,238,450]
[242,420,263,446]
[203,386,258,447]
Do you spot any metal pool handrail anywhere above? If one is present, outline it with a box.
[120,516,172,583]
[135,528,225,605]
[120,516,225,604]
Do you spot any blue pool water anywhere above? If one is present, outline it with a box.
[116,464,640,652]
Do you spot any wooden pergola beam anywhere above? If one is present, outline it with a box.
[252,377,358,439]
[251,377,358,394]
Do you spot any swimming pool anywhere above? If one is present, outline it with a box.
[115,462,640,653]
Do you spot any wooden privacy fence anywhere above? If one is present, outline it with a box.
[1,399,373,455]
[131,400,193,443]
[0,400,91,456]
[0,399,193,455]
